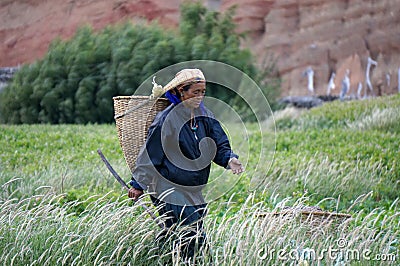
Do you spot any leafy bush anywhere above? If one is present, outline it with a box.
[0,2,278,124]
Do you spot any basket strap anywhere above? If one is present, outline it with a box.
[114,98,155,119]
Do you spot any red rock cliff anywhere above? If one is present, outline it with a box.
[1,0,399,96]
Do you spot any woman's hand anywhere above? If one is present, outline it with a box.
[128,188,144,201]
[228,157,244,174]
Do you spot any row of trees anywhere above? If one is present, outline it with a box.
[0,2,279,124]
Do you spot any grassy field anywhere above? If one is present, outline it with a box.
[0,94,399,265]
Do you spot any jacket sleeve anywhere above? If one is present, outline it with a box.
[207,117,238,168]
[130,120,165,191]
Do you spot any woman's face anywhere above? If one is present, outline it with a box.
[180,82,206,109]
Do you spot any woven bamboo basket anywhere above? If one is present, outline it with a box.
[113,96,170,172]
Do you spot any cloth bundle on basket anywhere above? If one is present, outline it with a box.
[113,69,206,172]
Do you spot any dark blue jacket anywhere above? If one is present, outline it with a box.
[130,103,238,191]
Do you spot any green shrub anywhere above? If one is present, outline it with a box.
[0,2,278,124]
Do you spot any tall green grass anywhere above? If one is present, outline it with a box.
[0,190,397,265]
[273,94,400,132]
[1,95,399,265]
[0,124,129,197]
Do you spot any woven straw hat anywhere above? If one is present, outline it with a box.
[150,68,206,99]
[163,68,205,91]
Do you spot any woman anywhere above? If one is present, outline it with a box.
[128,68,244,259]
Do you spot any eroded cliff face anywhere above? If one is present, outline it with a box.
[1,0,399,96]
[234,0,400,96]
[0,0,181,67]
